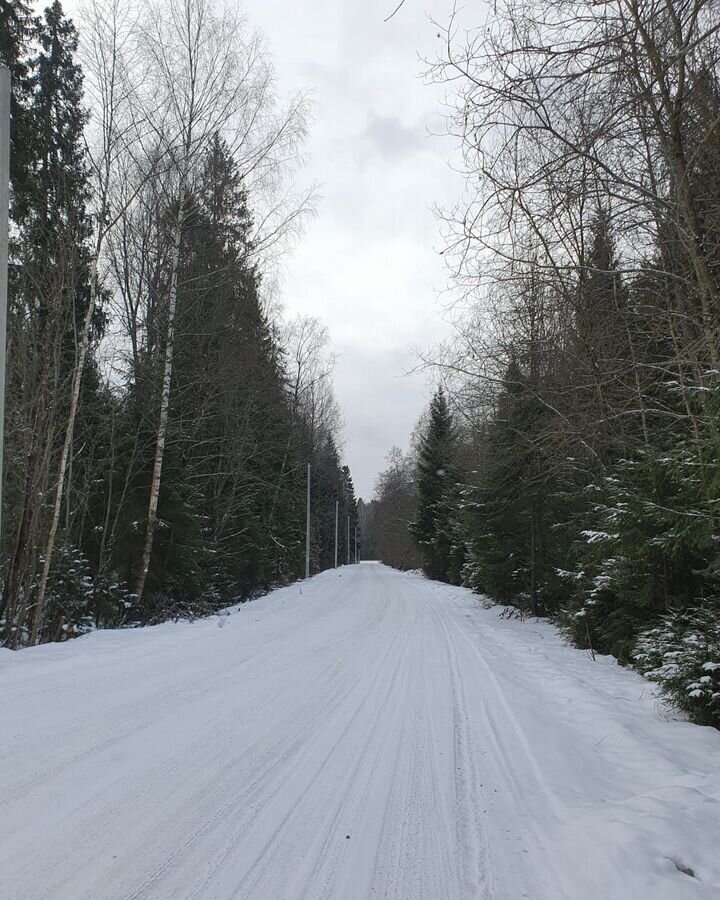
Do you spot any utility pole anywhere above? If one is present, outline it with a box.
[334,499,338,568]
[347,515,350,565]
[305,463,311,578]
[0,66,10,553]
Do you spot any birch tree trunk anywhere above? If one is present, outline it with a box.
[134,198,185,605]
[29,0,146,642]
[29,263,100,644]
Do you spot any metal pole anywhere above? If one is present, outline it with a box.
[334,499,338,568]
[305,463,311,578]
[0,67,10,555]
[355,525,358,564]
[347,515,350,565]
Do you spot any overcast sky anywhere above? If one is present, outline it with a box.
[242,0,465,498]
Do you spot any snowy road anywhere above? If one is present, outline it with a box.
[2,563,720,900]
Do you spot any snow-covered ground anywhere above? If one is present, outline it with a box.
[2,563,719,900]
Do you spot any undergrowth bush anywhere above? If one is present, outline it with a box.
[635,605,720,728]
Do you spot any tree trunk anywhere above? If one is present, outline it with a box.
[29,259,101,644]
[134,198,186,606]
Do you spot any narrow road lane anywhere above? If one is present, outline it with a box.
[2,563,719,899]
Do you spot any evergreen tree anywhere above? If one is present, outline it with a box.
[2,1,100,643]
[410,388,458,581]
[310,435,342,571]
[113,135,299,610]
[0,0,35,203]
[339,465,358,563]
[572,209,632,462]
[462,358,555,611]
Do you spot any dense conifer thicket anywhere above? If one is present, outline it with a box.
[374,0,720,727]
[0,0,357,646]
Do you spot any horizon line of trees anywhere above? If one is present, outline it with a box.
[370,0,720,729]
[0,0,358,647]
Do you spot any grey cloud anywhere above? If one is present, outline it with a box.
[362,113,426,161]
[243,0,461,496]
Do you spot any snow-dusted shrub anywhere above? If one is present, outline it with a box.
[42,546,95,641]
[91,574,136,628]
[635,606,720,728]
[40,547,135,640]
[561,444,720,662]
[461,545,487,595]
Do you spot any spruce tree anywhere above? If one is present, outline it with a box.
[0,0,35,202]
[410,388,457,581]
[2,1,99,643]
[340,465,358,563]
[311,435,343,572]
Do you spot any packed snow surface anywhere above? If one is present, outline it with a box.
[2,563,720,899]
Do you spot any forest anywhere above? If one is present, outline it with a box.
[2,3,719,896]
[3,0,720,729]
[0,0,359,647]
[366,0,720,727]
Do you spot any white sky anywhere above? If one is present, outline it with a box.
[242,0,466,498]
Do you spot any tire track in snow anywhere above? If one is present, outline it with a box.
[432,604,494,900]
[4,620,375,900]
[223,616,414,899]
[371,596,462,900]
[441,606,576,900]
[123,596,411,900]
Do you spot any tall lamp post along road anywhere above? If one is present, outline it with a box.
[334,499,338,568]
[305,463,311,578]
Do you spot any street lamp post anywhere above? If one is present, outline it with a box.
[305,463,311,578]
[334,499,338,568]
